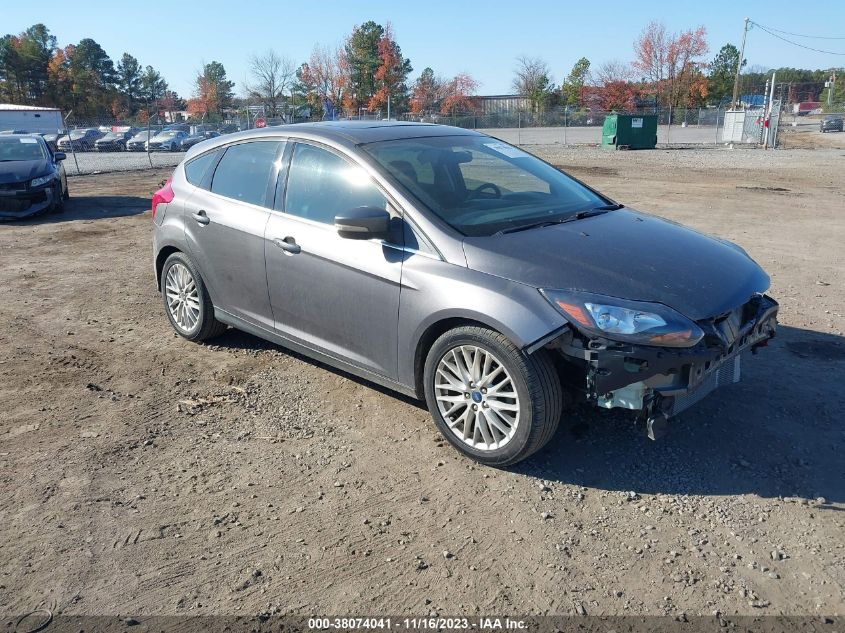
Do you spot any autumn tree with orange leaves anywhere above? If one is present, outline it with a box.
[188,61,233,121]
[588,60,640,111]
[298,44,348,113]
[410,67,443,114]
[440,72,480,114]
[410,68,480,115]
[633,21,708,109]
[368,24,412,114]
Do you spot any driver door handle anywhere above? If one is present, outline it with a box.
[273,237,301,255]
[191,210,210,225]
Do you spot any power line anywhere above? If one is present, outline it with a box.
[751,22,845,41]
[751,22,845,56]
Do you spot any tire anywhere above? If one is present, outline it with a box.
[160,252,228,342]
[423,325,563,466]
[51,183,64,214]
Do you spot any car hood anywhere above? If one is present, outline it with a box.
[0,159,50,184]
[461,208,770,321]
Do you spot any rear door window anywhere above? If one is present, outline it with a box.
[210,141,282,207]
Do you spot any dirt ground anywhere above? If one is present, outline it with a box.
[0,146,843,620]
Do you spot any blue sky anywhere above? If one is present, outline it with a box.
[4,0,844,98]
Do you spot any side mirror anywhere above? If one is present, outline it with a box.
[334,206,390,239]
[54,152,66,161]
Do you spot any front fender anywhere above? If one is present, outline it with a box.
[397,254,566,392]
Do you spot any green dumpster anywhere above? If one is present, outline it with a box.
[601,114,658,149]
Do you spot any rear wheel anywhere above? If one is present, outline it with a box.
[423,326,563,466]
[160,252,227,341]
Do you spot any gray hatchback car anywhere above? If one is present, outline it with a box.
[152,122,778,465]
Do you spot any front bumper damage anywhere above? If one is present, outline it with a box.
[548,294,779,439]
[0,183,56,220]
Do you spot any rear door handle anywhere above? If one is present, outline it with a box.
[273,237,301,255]
[192,210,210,225]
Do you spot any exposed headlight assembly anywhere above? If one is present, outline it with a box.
[30,174,55,188]
[540,289,704,348]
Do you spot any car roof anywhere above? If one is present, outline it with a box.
[0,132,45,140]
[224,121,480,145]
[184,121,486,162]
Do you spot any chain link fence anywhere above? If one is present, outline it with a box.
[41,102,830,176]
[398,106,730,146]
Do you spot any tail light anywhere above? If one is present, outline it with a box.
[151,177,174,220]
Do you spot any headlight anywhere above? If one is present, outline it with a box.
[30,174,55,188]
[540,289,704,348]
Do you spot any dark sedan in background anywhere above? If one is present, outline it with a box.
[179,130,220,151]
[0,134,68,220]
[57,128,104,152]
[820,115,843,133]
[94,128,138,151]
[39,130,67,151]
[127,130,158,151]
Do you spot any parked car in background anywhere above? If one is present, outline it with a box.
[57,128,104,152]
[94,128,138,151]
[39,130,67,151]
[0,134,68,220]
[127,130,155,151]
[179,130,220,151]
[148,130,189,152]
[820,115,844,133]
[151,122,778,466]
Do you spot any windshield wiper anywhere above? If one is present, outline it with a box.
[494,203,623,235]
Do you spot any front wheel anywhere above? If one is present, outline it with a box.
[160,252,228,341]
[50,182,65,213]
[423,326,563,466]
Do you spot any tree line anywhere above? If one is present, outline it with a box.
[513,22,842,114]
[1,20,841,125]
[0,24,175,121]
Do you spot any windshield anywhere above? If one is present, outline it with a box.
[0,137,46,161]
[158,131,179,138]
[362,135,606,236]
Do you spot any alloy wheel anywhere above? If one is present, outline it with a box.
[434,345,520,451]
[164,263,200,333]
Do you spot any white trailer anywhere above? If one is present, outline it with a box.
[0,104,65,134]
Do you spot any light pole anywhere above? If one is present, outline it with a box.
[827,69,836,108]
[731,17,750,110]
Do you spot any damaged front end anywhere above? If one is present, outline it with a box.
[542,293,779,439]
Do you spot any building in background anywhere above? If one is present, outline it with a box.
[0,104,64,135]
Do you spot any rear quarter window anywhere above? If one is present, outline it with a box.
[184,150,220,188]
[210,141,282,207]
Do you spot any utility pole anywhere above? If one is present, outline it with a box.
[764,72,776,149]
[731,17,750,109]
